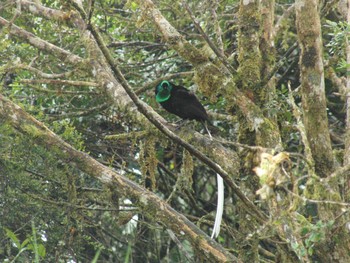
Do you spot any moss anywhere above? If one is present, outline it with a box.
[302,46,317,68]
[237,0,263,108]
[180,149,194,192]
[22,123,44,138]
[305,179,341,207]
[194,63,225,102]
[179,42,208,66]
[138,138,158,191]
[258,118,281,148]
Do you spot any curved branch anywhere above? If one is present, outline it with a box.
[19,0,67,21]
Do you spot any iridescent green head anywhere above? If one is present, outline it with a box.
[155,80,173,102]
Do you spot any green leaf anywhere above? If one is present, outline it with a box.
[21,237,31,249]
[309,232,322,243]
[325,20,338,27]
[308,245,314,256]
[5,228,21,249]
[124,242,132,263]
[130,2,138,11]
[37,244,46,258]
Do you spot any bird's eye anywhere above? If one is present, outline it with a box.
[162,83,168,88]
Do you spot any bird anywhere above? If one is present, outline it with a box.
[155,80,209,122]
[155,80,224,239]
[155,80,213,136]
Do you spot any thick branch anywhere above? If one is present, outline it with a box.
[343,0,350,166]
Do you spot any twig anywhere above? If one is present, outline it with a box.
[105,130,149,140]
[182,1,236,75]
[22,190,134,212]
[6,64,75,79]
[262,42,298,87]
[275,4,295,34]
[214,137,267,151]
[135,71,194,95]
[108,41,165,48]
[286,81,315,176]
[166,229,195,263]
[283,186,350,207]
[19,79,99,88]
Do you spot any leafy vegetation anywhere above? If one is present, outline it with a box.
[1,0,350,262]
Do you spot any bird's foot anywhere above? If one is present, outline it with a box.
[175,119,191,130]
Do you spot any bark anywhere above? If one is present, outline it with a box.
[343,0,350,167]
[0,94,239,263]
[295,0,335,177]
[236,2,262,260]
[236,0,281,149]
[238,0,262,93]
[260,0,276,110]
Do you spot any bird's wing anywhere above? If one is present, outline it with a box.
[173,86,198,98]
[173,87,206,110]
[169,85,209,121]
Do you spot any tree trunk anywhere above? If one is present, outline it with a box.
[295,0,334,177]
[296,1,350,262]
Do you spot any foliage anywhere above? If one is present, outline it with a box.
[3,223,46,262]
[0,0,349,262]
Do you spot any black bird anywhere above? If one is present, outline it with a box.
[155,80,209,122]
[155,80,224,239]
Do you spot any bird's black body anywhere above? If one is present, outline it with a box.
[155,81,209,122]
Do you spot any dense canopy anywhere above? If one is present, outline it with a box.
[1,0,350,262]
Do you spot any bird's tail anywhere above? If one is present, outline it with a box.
[203,121,224,238]
[211,172,224,239]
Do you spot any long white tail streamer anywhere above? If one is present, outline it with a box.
[211,172,224,239]
[203,122,224,238]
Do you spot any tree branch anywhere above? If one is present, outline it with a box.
[0,16,82,65]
